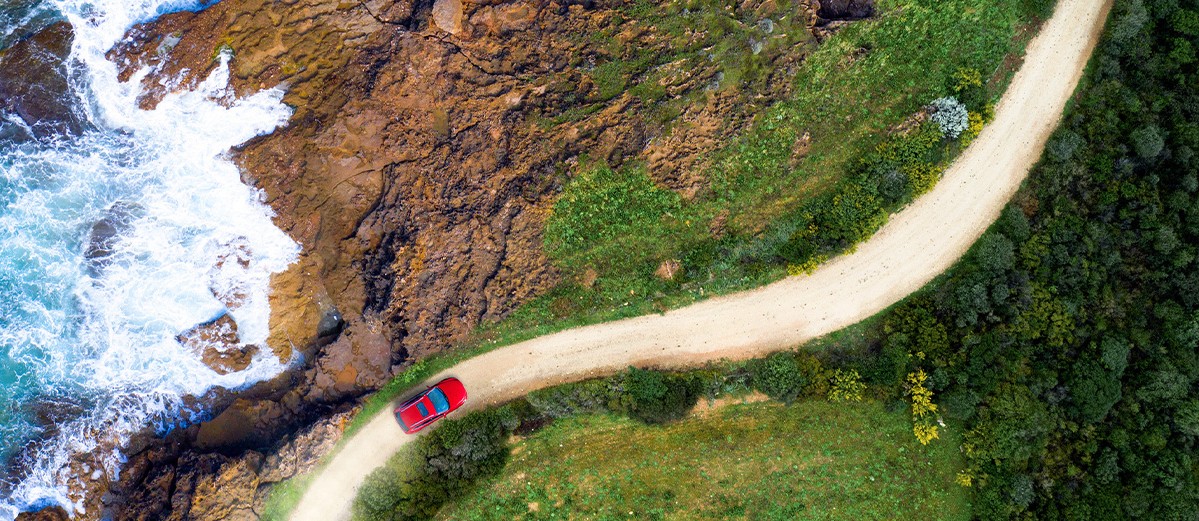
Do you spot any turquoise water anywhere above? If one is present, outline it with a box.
[0,1,299,516]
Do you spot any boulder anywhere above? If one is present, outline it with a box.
[84,202,140,276]
[305,322,392,404]
[176,313,258,375]
[15,506,69,521]
[0,22,85,139]
[815,0,875,21]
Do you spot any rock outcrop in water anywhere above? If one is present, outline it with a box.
[0,22,85,141]
[11,0,875,518]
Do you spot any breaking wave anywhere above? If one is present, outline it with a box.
[0,0,298,516]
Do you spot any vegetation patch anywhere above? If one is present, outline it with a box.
[844,1,1199,516]
[484,0,1050,347]
[437,401,968,521]
[351,339,961,520]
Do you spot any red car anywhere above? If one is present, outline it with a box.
[393,377,468,433]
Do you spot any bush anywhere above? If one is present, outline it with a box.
[929,97,969,138]
[828,369,866,402]
[616,367,702,424]
[1047,130,1085,162]
[352,408,515,521]
[750,353,809,403]
[526,379,616,419]
[951,67,986,110]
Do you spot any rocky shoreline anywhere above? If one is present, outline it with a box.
[5,0,874,518]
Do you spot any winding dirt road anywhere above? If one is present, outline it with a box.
[291,0,1112,518]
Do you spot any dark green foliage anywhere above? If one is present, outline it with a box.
[525,378,614,419]
[615,367,703,424]
[353,408,515,521]
[882,299,953,384]
[854,0,1199,515]
[749,353,810,403]
[1176,400,1199,436]
[1130,124,1165,158]
[1069,359,1122,424]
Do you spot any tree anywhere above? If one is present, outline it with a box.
[1069,359,1122,424]
[1131,125,1165,159]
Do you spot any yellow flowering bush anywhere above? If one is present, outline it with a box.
[906,369,940,445]
[828,369,866,402]
[961,111,986,146]
[952,67,983,93]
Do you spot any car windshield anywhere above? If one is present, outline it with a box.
[428,388,450,414]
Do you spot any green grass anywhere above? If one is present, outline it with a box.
[436,400,969,520]
[480,0,1050,350]
[259,473,316,521]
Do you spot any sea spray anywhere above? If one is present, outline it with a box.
[0,0,298,516]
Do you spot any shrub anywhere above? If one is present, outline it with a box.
[951,67,983,93]
[929,97,969,138]
[795,352,830,398]
[961,111,985,146]
[904,162,943,196]
[353,408,514,521]
[828,369,866,402]
[906,369,940,445]
[616,367,702,424]
[1047,130,1085,162]
[750,353,809,403]
[951,67,986,109]
[526,379,616,418]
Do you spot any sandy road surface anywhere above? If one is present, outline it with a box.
[292,0,1112,518]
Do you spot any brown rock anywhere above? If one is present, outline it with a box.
[306,321,392,404]
[470,2,536,36]
[259,409,353,483]
[194,399,277,451]
[176,314,258,375]
[432,0,465,35]
[0,21,84,139]
[16,506,70,521]
[183,452,263,521]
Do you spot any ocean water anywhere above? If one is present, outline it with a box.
[0,0,298,517]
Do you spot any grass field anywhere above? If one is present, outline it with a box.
[436,400,969,521]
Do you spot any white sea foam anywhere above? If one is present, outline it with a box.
[0,0,298,517]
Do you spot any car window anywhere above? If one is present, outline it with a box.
[416,402,429,417]
[428,388,450,414]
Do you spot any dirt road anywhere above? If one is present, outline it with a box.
[291,0,1112,518]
